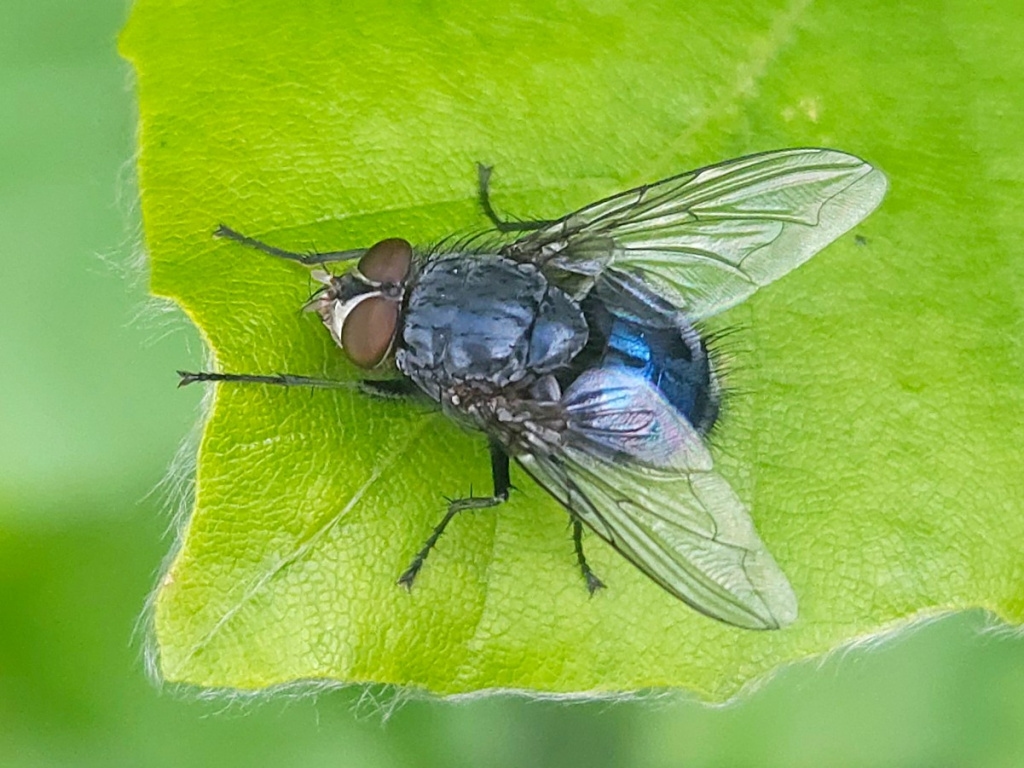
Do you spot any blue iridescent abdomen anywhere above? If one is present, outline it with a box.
[575,281,720,436]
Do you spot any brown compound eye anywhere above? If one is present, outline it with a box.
[341,296,399,368]
[358,238,412,284]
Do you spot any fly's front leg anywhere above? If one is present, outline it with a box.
[476,163,556,233]
[358,378,423,400]
[573,517,605,594]
[398,440,511,589]
[215,224,366,266]
[179,371,423,401]
[178,370,358,390]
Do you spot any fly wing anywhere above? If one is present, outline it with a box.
[503,148,887,318]
[515,367,797,629]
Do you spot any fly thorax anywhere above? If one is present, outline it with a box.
[395,254,588,398]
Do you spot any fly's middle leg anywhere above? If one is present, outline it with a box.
[398,440,512,589]
[476,163,557,233]
[572,517,605,594]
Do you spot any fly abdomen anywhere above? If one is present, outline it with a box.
[608,317,719,436]
[579,288,720,436]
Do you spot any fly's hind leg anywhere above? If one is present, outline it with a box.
[476,163,557,233]
[398,440,512,589]
[572,517,606,594]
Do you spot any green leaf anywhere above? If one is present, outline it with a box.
[119,0,1024,697]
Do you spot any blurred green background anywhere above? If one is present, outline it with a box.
[1,2,1022,766]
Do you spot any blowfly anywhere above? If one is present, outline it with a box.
[180,148,887,629]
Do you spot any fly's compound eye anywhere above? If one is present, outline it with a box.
[358,238,412,285]
[341,296,400,368]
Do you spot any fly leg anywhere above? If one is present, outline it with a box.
[573,517,606,594]
[398,440,511,589]
[476,163,557,233]
[178,371,423,403]
[214,224,366,266]
[358,378,423,400]
[178,371,358,389]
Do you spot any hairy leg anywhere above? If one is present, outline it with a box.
[215,224,366,266]
[398,440,512,588]
[476,164,556,233]
[573,517,606,594]
[178,370,424,403]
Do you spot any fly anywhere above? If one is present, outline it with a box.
[179,148,888,630]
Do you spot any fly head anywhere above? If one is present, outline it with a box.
[311,238,413,368]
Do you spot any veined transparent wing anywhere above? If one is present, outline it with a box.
[514,367,797,630]
[503,148,887,318]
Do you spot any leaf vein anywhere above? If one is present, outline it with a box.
[167,418,431,678]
